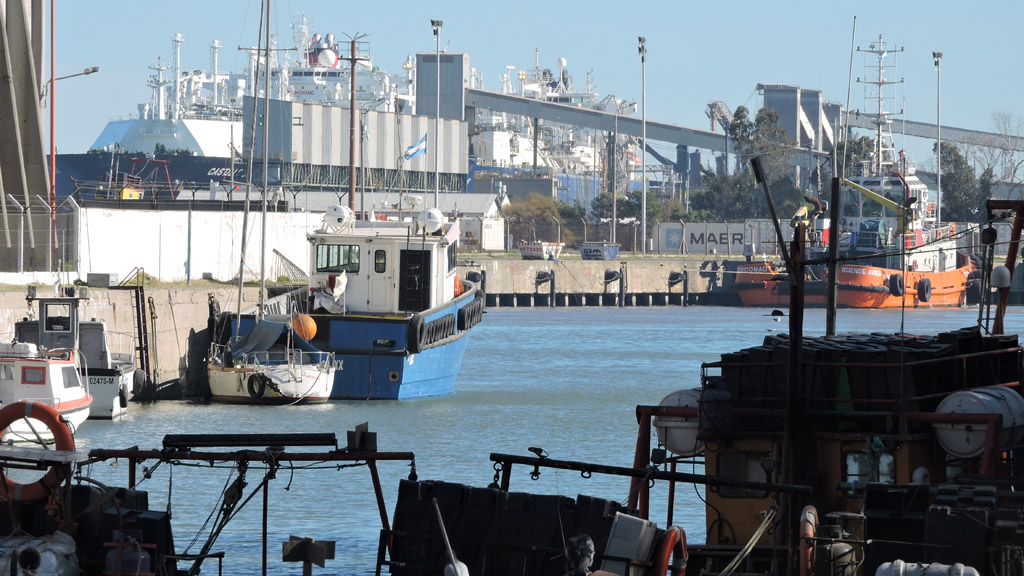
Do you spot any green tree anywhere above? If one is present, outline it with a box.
[835,136,876,178]
[938,142,982,222]
[502,193,559,242]
[729,106,795,187]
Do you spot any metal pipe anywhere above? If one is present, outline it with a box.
[7,196,25,272]
[493,453,812,500]
[49,0,56,271]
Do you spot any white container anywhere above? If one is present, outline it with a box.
[599,512,659,576]
[933,385,1024,458]
[653,388,704,456]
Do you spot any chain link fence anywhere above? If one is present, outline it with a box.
[0,198,78,273]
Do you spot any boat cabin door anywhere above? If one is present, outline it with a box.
[398,250,432,312]
[368,245,395,312]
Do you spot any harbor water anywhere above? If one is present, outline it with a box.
[71,305,1013,574]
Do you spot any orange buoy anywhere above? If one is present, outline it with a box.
[454,274,463,297]
[292,313,317,340]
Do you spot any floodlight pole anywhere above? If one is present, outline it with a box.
[431,19,443,209]
[638,36,647,255]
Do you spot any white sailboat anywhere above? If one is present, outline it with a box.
[205,0,337,405]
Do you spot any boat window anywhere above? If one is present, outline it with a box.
[374,249,386,273]
[44,303,72,332]
[62,366,80,389]
[0,364,11,380]
[447,241,458,271]
[22,366,45,385]
[315,244,360,274]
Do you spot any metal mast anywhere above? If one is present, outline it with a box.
[856,35,903,176]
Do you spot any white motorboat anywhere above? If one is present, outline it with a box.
[1,313,92,443]
[14,290,133,420]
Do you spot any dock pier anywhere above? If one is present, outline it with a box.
[458,256,723,308]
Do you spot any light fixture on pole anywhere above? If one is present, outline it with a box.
[46,60,99,273]
[933,51,942,228]
[638,36,647,255]
[431,19,443,209]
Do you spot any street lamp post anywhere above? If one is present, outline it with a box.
[44,63,98,272]
[638,36,647,255]
[431,19,443,209]
[933,51,942,228]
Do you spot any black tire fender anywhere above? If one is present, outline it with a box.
[917,277,932,303]
[247,374,266,398]
[132,369,146,396]
[889,273,905,297]
[407,315,426,353]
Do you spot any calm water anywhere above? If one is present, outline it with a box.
[71,305,1016,574]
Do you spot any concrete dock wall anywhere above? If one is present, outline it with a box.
[0,286,259,386]
[457,257,721,307]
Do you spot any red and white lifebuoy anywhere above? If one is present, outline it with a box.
[799,505,818,576]
[652,525,687,576]
[0,401,75,501]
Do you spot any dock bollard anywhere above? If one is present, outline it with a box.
[683,269,689,306]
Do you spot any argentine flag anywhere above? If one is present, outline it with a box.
[403,134,428,160]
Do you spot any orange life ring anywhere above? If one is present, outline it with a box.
[0,401,74,501]
[454,273,463,297]
[652,525,687,576]
[799,505,818,576]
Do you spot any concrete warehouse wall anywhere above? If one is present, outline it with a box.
[77,208,324,283]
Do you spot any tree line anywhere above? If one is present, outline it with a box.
[498,106,1018,248]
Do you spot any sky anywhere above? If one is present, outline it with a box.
[48,0,1023,170]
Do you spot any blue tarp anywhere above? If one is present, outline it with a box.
[230,320,322,356]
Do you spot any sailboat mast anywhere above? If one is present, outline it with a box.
[235,0,267,335]
[258,0,271,320]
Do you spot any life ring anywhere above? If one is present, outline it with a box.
[652,525,687,576]
[0,401,74,502]
[247,374,267,399]
[799,505,818,576]
[917,277,932,303]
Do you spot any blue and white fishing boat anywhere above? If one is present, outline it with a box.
[301,205,484,399]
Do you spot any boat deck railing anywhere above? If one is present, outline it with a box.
[213,345,336,370]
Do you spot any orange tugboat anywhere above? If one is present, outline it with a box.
[730,38,974,309]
